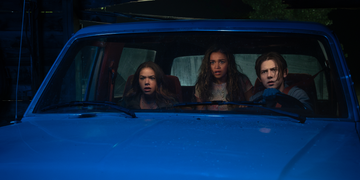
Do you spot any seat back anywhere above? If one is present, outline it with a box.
[123,75,183,102]
[181,86,196,103]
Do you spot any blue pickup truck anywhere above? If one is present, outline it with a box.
[1,20,359,180]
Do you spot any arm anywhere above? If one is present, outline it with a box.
[195,96,205,110]
[194,85,205,110]
[288,87,313,111]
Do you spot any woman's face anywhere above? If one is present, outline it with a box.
[139,67,157,95]
[210,51,228,83]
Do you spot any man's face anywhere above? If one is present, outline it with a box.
[259,60,287,91]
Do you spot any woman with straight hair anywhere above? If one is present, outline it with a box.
[121,61,176,109]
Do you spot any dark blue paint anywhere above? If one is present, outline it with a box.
[1,114,360,179]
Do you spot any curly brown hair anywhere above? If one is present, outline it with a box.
[126,61,175,105]
[195,44,249,102]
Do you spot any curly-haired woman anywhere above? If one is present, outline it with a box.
[195,45,253,110]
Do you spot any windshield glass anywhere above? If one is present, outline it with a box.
[34,32,347,118]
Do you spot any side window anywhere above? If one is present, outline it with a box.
[114,48,156,98]
[73,46,102,101]
[36,45,102,110]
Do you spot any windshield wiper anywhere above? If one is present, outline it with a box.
[40,101,136,118]
[173,101,306,123]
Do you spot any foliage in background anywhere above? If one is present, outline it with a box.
[242,0,333,25]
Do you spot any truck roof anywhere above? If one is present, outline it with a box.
[74,19,333,37]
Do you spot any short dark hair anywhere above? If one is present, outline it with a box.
[255,52,288,80]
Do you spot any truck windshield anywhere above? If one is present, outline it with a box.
[34,32,347,118]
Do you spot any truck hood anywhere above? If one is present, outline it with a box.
[1,113,359,179]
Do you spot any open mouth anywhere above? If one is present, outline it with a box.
[267,81,275,86]
[144,87,151,92]
[214,71,221,75]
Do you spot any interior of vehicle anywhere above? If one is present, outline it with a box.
[35,32,348,118]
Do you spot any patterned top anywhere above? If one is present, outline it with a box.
[206,82,229,111]
[195,76,252,111]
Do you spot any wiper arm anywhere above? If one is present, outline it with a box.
[40,101,136,118]
[173,101,306,123]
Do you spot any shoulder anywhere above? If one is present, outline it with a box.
[158,99,177,109]
[287,86,313,111]
[287,86,309,99]
[194,84,200,96]
[120,94,141,109]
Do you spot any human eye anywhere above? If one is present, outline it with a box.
[210,61,215,64]
[150,76,155,80]
[261,70,267,74]
[139,76,145,80]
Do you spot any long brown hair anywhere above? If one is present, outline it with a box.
[126,61,175,104]
[195,44,249,101]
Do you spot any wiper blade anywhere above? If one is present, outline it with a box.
[40,101,136,118]
[174,101,306,123]
[248,104,306,123]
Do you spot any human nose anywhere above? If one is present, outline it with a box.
[267,71,273,78]
[145,78,150,84]
[215,62,220,69]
